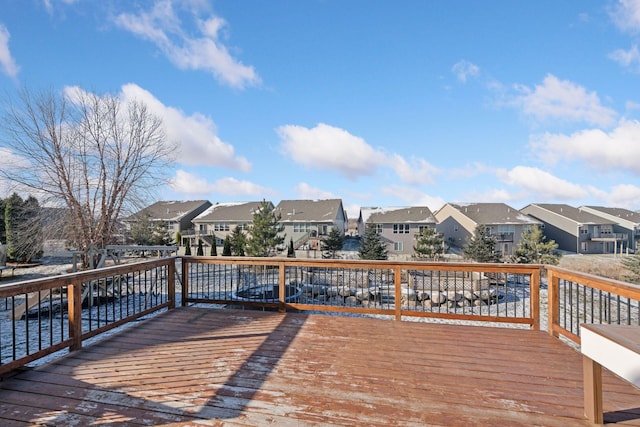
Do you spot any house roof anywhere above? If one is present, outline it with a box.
[194,201,266,222]
[530,203,613,225]
[131,200,211,222]
[361,206,436,224]
[582,206,640,224]
[275,199,344,223]
[445,203,540,225]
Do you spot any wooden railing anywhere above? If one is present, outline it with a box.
[547,266,640,344]
[2,256,639,376]
[182,256,542,328]
[0,258,175,376]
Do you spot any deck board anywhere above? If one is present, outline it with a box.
[1,307,639,426]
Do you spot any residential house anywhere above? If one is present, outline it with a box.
[434,203,541,257]
[191,201,268,250]
[124,200,212,243]
[580,206,640,253]
[275,199,347,251]
[359,206,437,257]
[521,203,624,254]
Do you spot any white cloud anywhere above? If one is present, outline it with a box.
[117,83,251,171]
[293,182,336,200]
[451,60,479,83]
[610,0,640,33]
[511,74,617,127]
[277,123,386,180]
[113,1,260,89]
[379,185,445,212]
[530,119,640,174]
[497,166,589,200]
[169,170,273,197]
[463,188,517,204]
[609,44,640,71]
[277,123,438,184]
[388,154,439,185]
[0,24,19,77]
[588,183,640,209]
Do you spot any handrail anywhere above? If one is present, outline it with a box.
[546,265,640,344]
[0,257,176,376]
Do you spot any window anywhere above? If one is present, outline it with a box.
[580,242,588,252]
[394,241,404,251]
[199,224,207,233]
[214,223,230,232]
[580,227,589,235]
[294,223,311,232]
[375,224,383,234]
[393,224,410,234]
[497,225,515,233]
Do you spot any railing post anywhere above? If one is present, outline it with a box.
[168,259,176,309]
[394,266,402,321]
[530,268,541,331]
[181,257,188,307]
[547,267,559,337]
[279,261,286,313]
[68,279,83,351]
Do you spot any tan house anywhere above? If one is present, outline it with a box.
[359,206,437,257]
[124,200,212,243]
[274,199,347,250]
[521,203,626,254]
[435,203,541,257]
[191,201,268,250]
[580,206,640,253]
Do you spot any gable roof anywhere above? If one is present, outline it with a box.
[130,200,212,222]
[582,206,640,224]
[361,206,435,224]
[194,201,266,222]
[530,203,613,225]
[275,199,344,223]
[445,203,539,225]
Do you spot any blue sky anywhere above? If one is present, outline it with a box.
[1,0,640,218]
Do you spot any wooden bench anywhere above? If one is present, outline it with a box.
[580,323,640,424]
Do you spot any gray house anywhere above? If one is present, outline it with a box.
[191,201,268,251]
[275,199,347,250]
[434,203,541,257]
[521,203,625,254]
[579,206,639,253]
[359,206,437,257]
[124,200,212,243]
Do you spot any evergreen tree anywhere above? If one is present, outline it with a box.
[358,224,388,260]
[184,239,192,256]
[287,238,295,258]
[621,253,640,284]
[512,225,561,265]
[175,232,182,246]
[322,227,344,259]
[463,224,500,263]
[151,220,171,245]
[246,200,284,257]
[413,226,446,260]
[210,234,217,256]
[0,198,5,243]
[4,193,43,263]
[222,236,232,256]
[196,239,204,256]
[130,212,154,245]
[229,225,247,256]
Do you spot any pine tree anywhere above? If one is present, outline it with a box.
[287,238,295,258]
[621,253,640,284]
[0,198,6,244]
[184,239,192,256]
[196,239,204,256]
[322,227,344,259]
[246,200,284,257]
[413,226,446,260]
[358,224,388,260]
[210,234,217,256]
[222,236,232,256]
[512,225,561,265]
[229,225,247,256]
[463,224,500,263]
[5,193,43,263]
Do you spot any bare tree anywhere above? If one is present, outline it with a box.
[0,87,174,265]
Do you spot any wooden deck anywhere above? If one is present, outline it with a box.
[0,307,639,426]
